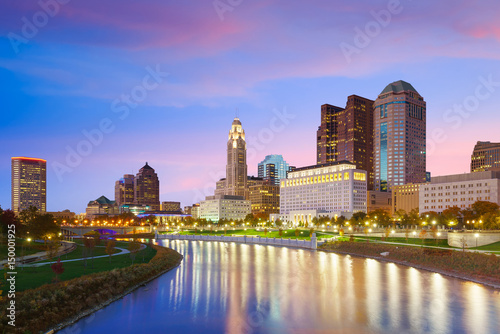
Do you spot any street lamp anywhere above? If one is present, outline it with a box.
[475,233,479,249]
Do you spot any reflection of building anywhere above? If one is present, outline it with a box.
[86,196,119,220]
[200,195,251,222]
[276,162,367,224]
[161,201,181,212]
[374,80,426,191]
[249,181,280,216]
[471,141,500,172]
[115,174,135,206]
[11,157,47,214]
[366,191,392,213]
[391,183,420,215]
[420,171,500,213]
[134,162,160,211]
[258,155,292,185]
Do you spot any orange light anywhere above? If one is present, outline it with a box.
[11,157,47,162]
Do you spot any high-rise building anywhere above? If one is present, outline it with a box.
[225,118,247,197]
[317,104,344,164]
[258,154,292,186]
[316,96,374,189]
[249,180,280,217]
[134,162,160,211]
[11,157,47,214]
[199,195,251,222]
[115,174,135,206]
[471,141,500,172]
[373,80,426,191]
[338,95,374,189]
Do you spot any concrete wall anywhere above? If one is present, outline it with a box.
[156,232,320,250]
[448,231,500,248]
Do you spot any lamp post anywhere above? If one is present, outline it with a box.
[475,233,479,249]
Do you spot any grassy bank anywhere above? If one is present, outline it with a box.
[0,244,183,334]
[0,239,46,258]
[320,241,500,286]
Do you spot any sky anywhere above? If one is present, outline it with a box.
[1,0,500,213]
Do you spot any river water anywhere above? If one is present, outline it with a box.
[61,240,500,334]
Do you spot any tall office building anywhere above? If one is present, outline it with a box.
[338,95,374,189]
[258,154,292,186]
[316,96,374,189]
[225,117,247,197]
[373,80,426,191]
[134,162,160,211]
[11,157,47,214]
[115,174,135,206]
[317,104,345,164]
[471,141,500,172]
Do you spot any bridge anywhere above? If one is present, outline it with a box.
[61,226,153,236]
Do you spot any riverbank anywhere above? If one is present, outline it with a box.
[0,244,183,334]
[320,241,500,290]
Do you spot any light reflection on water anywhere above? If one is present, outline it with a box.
[62,240,500,334]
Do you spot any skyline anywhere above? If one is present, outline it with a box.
[2,0,500,213]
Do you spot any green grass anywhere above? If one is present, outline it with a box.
[354,236,450,247]
[470,241,500,252]
[163,228,336,240]
[0,239,46,258]
[36,243,120,263]
[2,244,156,292]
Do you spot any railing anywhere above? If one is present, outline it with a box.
[156,232,318,250]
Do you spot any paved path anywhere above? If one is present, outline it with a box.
[22,244,147,267]
[0,241,76,266]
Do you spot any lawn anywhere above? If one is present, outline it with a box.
[353,235,450,247]
[36,242,121,263]
[2,243,156,291]
[471,241,500,252]
[0,239,46,258]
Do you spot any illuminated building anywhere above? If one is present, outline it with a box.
[249,180,280,216]
[316,95,374,189]
[11,156,46,214]
[134,162,160,211]
[200,195,251,222]
[471,141,500,172]
[373,80,426,191]
[392,183,420,215]
[258,154,293,185]
[225,118,247,197]
[276,162,367,224]
[85,195,119,220]
[161,201,181,212]
[115,174,135,206]
[366,191,392,213]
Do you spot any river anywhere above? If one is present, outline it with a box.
[61,240,500,334]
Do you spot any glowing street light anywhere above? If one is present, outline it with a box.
[475,233,479,248]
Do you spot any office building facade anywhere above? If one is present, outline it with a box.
[162,201,181,212]
[134,162,160,211]
[11,157,47,214]
[115,174,135,206]
[373,80,426,192]
[391,183,420,215]
[471,141,500,172]
[199,195,251,222]
[249,181,280,217]
[258,154,292,186]
[420,171,500,213]
[225,118,247,197]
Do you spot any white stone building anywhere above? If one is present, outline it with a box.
[420,171,500,213]
[274,162,367,224]
[200,195,251,222]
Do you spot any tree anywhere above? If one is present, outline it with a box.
[83,237,96,269]
[278,228,283,237]
[25,213,60,240]
[482,211,500,230]
[419,229,427,247]
[294,228,300,238]
[105,239,116,264]
[442,206,461,226]
[51,259,64,282]
[368,209,392,227]
[404,227,410,243]
[46,237,60,263]
[472,201,500,217]
[0,208,18,236]
[309,228,315,239]
[351,212,367,224]
[264,228,268,237]
[128,240,141,264]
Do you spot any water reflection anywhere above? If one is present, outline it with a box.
[62,240,500,334]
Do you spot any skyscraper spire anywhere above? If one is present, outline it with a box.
[225,117,247,197]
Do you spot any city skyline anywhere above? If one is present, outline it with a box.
[2,0,500,213]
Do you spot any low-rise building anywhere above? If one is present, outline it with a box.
[420,171,500,213]
[277,161,367,224]
[366,191,392,213]
[47,210,76,222]
[199,195,251,222]
[191,204,200,219]
[392,183,420,215]
[85,196,119,221]
[161,201,181,212]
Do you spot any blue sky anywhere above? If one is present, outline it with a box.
[1,0,500,213]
